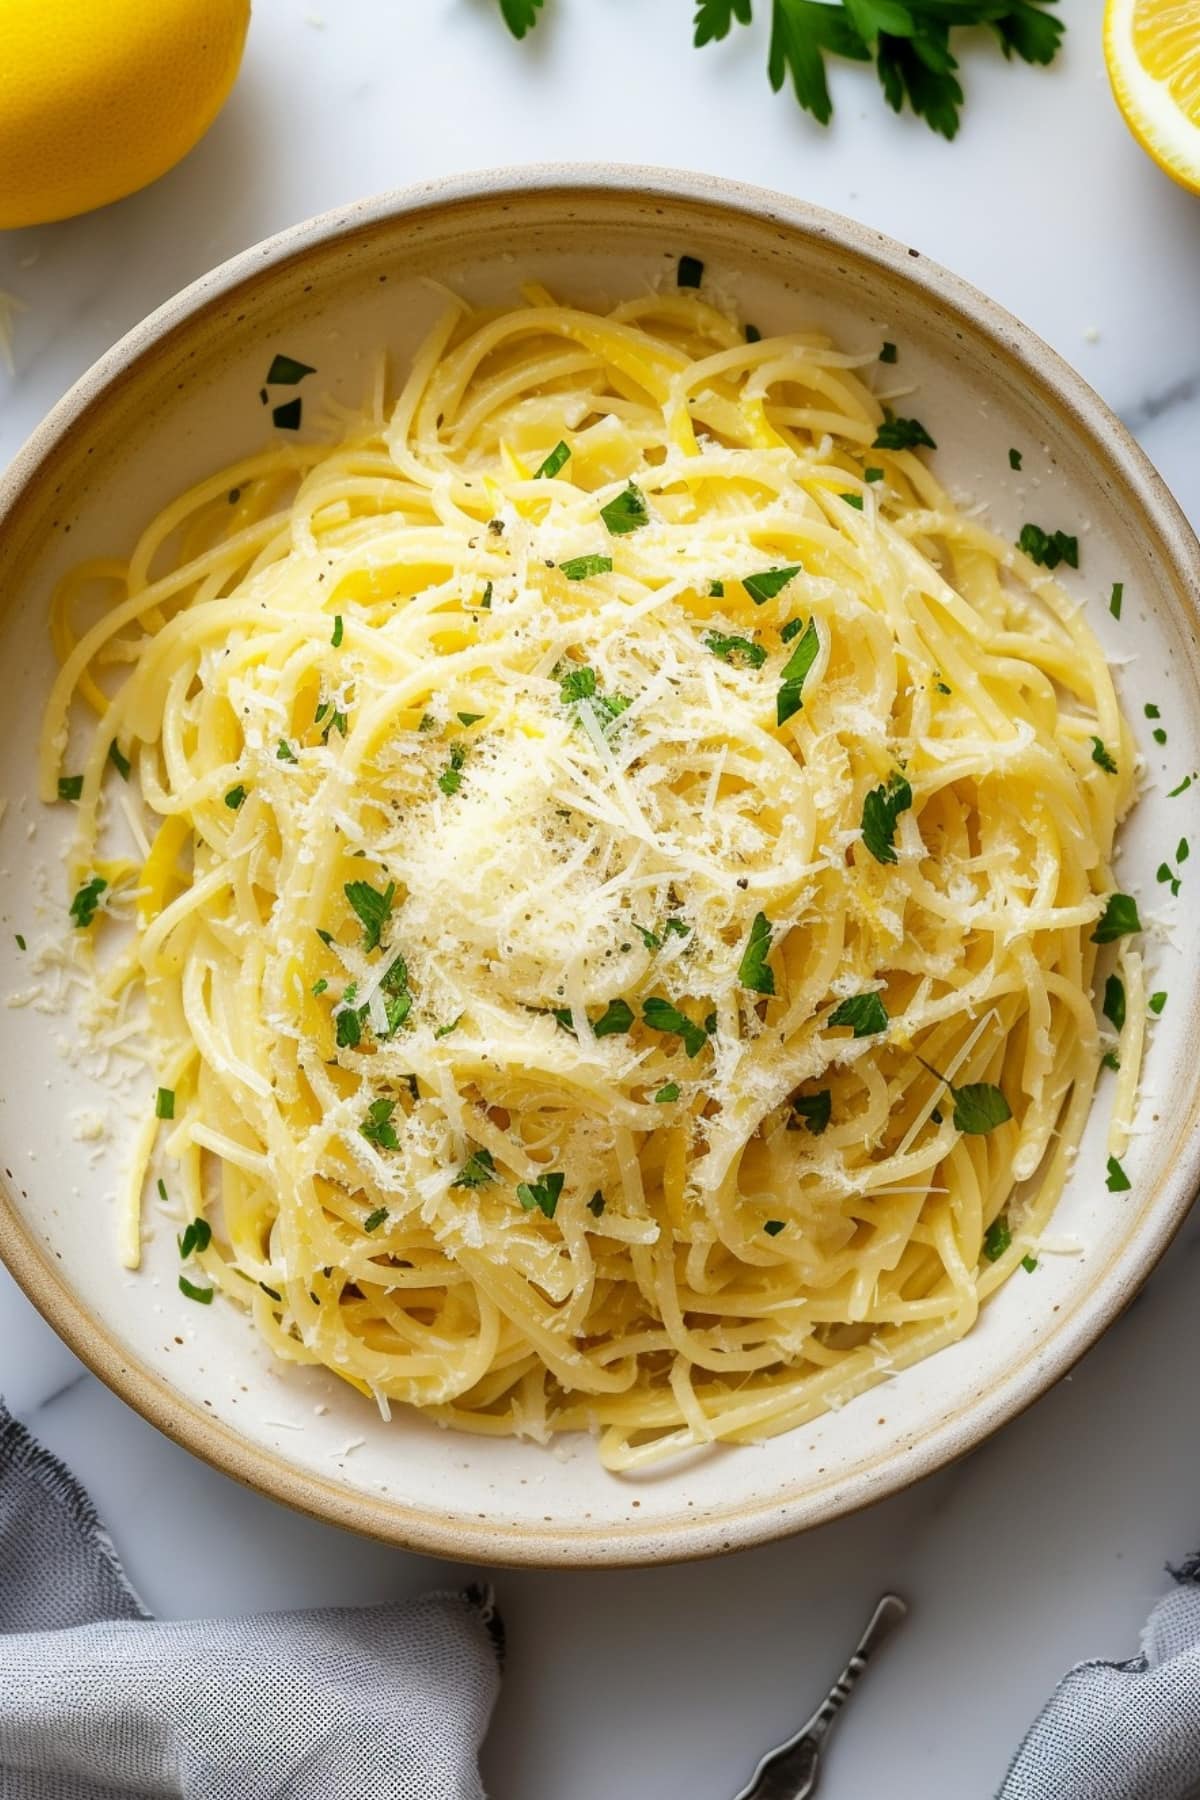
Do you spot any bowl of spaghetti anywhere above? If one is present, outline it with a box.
[2,168,1198,1564]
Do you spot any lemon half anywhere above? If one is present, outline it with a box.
[1105,0,1200,195]
[0,0,250,230]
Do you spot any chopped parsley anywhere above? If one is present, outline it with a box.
[1110,582,1124,620]
[1157,861,1181,898]
[841,492,864,510]
[763,1219,786,1236]
[438,743,468,796]
[224,784,246,809]
[435,1013,464,1038]
[272,398,302,431]
[600,482,650,536]
[879,341,897,364]
[1168,775,1193,797]
[178,1275,213,1304]
[311,978,328,997]
[1106,1154,1131,1193]
[827,992,888,1037]
[335,1002,363,1050]
[276,739,297,763]
[872,414,936,452]
[259,1282,282,1302]
[108,739,131,781]
[654,1082,681,1103]
[457,711,484,727]
[708,579,725,597]
[1021,1254,1038,1273]
[1179,838,1190,864]
[1145,703,1160,719]
[776,617,820,725]
[178,1218,211,1259]
[593,998,635,1037]
[1090,738,1117,774]
[864,467,884,484]
[331,614,344,647]
[860,772,913,865]
[266,353,315,385]
[1018,523,1078,570]
[344,878,395,951]
[744,565,800,606]
[588,1191,606,1216]
[535,440,571,480]
[14,935,24,951]
[156,1087,175,1120]
[737,910,775,996]
[951,1083,1012,1135]
[57,775,83,802]
[1091,893,1141,944]
[379,954,412,1035]
[69,875,107,929]
[983,1217,1011,1261]
[677,254,704,288]
[517,1170,565,1218]
[1101,1051,1121,1072]
[641,995,709,1058]
[481,582,493,609]
[558,664,630,728]
[745,324,762,344]
[791,1089,832,1135]
[1154,727,1168,746]
[361,1098,401,1152]
[1149,990,1168,1015]
[705,630,766,670]
[1102,974,1125,1033]
[560,554,613,581]
[452,1147,497,1189]
[1009,448,1023,471]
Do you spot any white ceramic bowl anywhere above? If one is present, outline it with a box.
[2,167,1198,1566]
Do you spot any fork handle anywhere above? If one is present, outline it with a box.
[806,1593,908,1747]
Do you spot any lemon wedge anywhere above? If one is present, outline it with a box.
[1105,0,1200,195]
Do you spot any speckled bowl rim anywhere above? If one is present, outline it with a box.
[2,165,1198,1568]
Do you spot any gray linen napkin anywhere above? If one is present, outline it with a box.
[0,1401,501,1800]
[1000,1562,1200,1800]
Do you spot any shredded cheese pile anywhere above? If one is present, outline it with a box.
[40,283,1141,1469]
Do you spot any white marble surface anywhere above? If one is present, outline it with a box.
[2,3,1200,1795]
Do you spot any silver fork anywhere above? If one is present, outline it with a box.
[731,1593,908,1800]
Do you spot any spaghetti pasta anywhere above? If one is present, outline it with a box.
[41,284,1142,1470]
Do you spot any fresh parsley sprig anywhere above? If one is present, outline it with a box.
[498,1,1063,137]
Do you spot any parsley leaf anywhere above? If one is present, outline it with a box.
[224,784,246,810]
[1091,893,1141,944]
[594,998,635,1038]
[694,1,753,47]
[1009,448,1023,471]
[266,353,315,385]
[57,774,83,802]
[737,911,776,996]
[1168,775,1193,797]
[560,666,598,703]
[498,0,544,36]
[178,1274,213,1305]
[108,739,132,781]
[744,565,800,606]
[1106,1154,1131,1193]
[364,1204,390,1235]
[360,1098,400,1151]
[879,339,898,363]
[69,875,107,929]
[178,1218,212,1259]
[1090,738,1117,774]
[654,1082,681,1103]
[438,743,467,796]
[600,483,650,536]
[982,1216,1011,1262]
[951,1082,1012,1135]
[763,1218,786,1236]
[827,992,888,1036]
[792,1089,832,1134]
[344,878,395,951]
[560,554,612,581]
[535,440,571,480]
[452,1147,497,1189]
[872,413,936,452]
[155,1087,175,1120]
[677,254,705,288]
[1018,523,1078,570]
[642,995,709,1058]
[588,1191,606,1216]
[1101,1050,1121,1072]
[380,954,412,1035]
[1103,974,1125,1033]
[777,618,820,725]
[331,614,344,647]
[860,771,913,864]
[517,1171,565,1217]
[435,1013,464,1039]
[706,630,767,669]
[1110,583,1124,620]
[1149,990,1167,1016]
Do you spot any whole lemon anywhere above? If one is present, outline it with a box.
[0,0,251,229]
